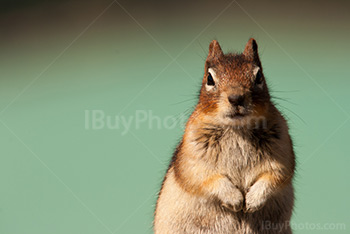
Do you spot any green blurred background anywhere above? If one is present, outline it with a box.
[1,0,349,233]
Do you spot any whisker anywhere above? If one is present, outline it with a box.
[170,98,197,106]
[274,103,307,125]
[270,90,301,93]
[270,95,297,106]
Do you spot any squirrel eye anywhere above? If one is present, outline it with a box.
[255,70,263,85]
[207,73,215,86]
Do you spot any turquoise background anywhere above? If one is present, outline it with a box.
[1,0,349,233]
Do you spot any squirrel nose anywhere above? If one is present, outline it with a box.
[228,94,245,106]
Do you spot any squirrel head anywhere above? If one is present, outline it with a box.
[196,38,271,127]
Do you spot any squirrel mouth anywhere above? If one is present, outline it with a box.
[227,113,247,119]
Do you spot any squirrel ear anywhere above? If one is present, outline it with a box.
[243,38,261,66]
[208,40,223,59]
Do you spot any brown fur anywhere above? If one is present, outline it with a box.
[154,38,295,234]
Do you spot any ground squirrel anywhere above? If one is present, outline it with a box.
[154,38,295,234]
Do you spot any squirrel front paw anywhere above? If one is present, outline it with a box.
[220,185,244,212]
[243,182,269,213]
